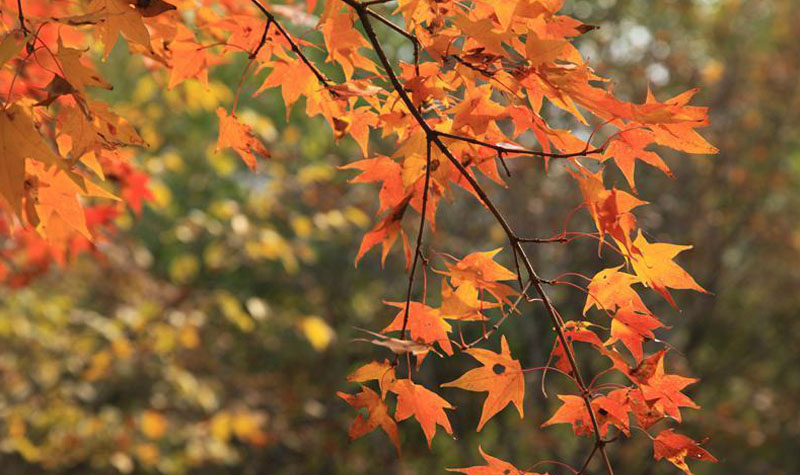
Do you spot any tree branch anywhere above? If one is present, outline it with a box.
[342,2,614,472]
[399,137,432,340]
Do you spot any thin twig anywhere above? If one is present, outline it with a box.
[460,280,533,350]
[17,0,29,36]
[435,130,603,159]
[399,137,433,340]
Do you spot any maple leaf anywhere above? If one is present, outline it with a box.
[346,360,397,398]
[454,15,513,57]
[449,84,507,136]
[490,1,518,31]
[639,352,699,422]
[337,386,400,454]
[643,89,718,155]
[442,336,524,431]
[583,266,650,316]
[58,103,145,165]
[340,156,405,216]
[58,107,100,160]
[608,306,665,363]
[256,60,318,110]
[606,348,666,385]
[27,161,118,242]
[391,379,454,448]
[0,105,77,215]
[216,108,270,170]
[168,24,209,89]
[439,248,518,304]
[541,392,629,438]
[602,128,673,192]
[87,101,147,148]
[88,0,152,58]
[0,30,27,68]
[629,231,706,307]
[214,15,267,53]
[320,8,375,81]
[55,39,113,94]
[627,388,665,429]
[383,301,453,356]
[439,280,497,322]
[526,36,568,67]
[447,445,544,475]
[354,192,413,268]
[652,429,717,474]
[338,106,378,158]
[571,167,647,252]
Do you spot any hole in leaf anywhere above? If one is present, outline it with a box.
[492,364,505,375]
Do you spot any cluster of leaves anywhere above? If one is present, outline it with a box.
[586,1,800,472]
[0,0,720,473]
[0,50,369,473]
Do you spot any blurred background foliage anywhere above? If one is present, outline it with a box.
[0,0,798,473]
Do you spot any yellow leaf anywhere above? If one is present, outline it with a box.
[0,30,27,68]
[140,410,167,440]
[300,316,335,351]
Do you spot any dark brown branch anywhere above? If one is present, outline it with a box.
[16,0,28,35]
[364,8,420,74]
[518,236,570,244]
[249,0,333,89]
[250,17,272,59]
[399,137,432,340]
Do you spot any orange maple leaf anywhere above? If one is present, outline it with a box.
[639,353,699,422]
[541,391,629,438]
[439,280,497,322]
[643,89,718,155]
[55,39,113,94]
[602,128,673,192]
[608,306,665,363]
[340,156,405,215]
[168,24,209,89]
[653,429,717,474]
[1,105,80,215]
[216,108,270,170]
[447,445,544,475]
[345,360,397,399]
[255,59,318,110]
[441,336,524,431]
[571,167,646,253]
[629,231,706,307]
[439,248,518,305]
[337,386,400,454]
[391,379,454,448]
[88,0,152,58]
[383,301,453,356]
[354,196,412,267]
[583,266,650,316]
